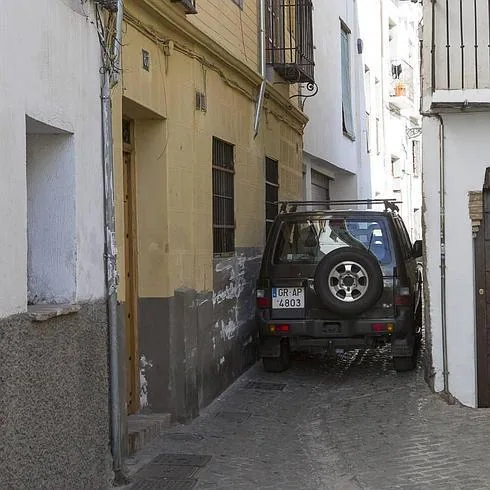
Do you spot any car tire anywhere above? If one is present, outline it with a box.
[393,355,416,372]
[314,246,384,316]
[262,340,290,372]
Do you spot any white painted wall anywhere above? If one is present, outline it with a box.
[0,0,104,317]
[304,0,421,228]
[422,113,490,407]
[303,0,371,199]
[26,132,76,303]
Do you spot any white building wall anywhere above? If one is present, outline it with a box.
[305,0,421,219]
[422,113,490,407]
[0,0,105,317]
[304,0,371,199]
[358,0,387,200]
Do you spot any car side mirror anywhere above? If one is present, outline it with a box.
[412,240,423,258]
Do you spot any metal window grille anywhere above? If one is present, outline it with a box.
[213,138,235,254]
[265,0,314,84]
[265,157,279,238]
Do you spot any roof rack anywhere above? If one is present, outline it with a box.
[277,199,401,213]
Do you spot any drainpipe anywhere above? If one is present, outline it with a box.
[111,0,124,87]
[420,0,449,395]
[421,111,449,395]
[101,0,124,482]
[253,0,266,138]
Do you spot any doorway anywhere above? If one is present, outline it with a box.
[123,118,140,414]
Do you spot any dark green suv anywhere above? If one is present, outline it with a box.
[256,200,423,373]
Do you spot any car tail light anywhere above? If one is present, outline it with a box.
[371,323,395,333]
[395,287,412,306]
[270,324,290,333]
[256,289,270,309]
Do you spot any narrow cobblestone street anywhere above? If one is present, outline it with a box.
[123,347,490,490]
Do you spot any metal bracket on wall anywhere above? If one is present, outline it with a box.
[288,82,319,111]
[406,127,422,139]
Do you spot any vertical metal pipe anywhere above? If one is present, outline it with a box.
[101,1,124,482]
[437,115,449,395]
[101,67,123,480]
[254,0,267,138]
[459,0,464,88]
[474,0,478,88]
[445,0,450,88]
[422,111,449,395]
[111,0,124,87]
[430,0,436,92]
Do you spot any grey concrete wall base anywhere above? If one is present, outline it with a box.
[421,197,435,391]
[137,248,261,423]
[0,301,112,489]
[171,288,199,422]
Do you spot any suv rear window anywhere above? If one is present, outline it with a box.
[273,217,392,265]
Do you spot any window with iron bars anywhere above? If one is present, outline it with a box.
[265,0,314,84]
[213,137,235,255]
[265,157,279,239]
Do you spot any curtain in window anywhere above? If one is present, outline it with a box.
[341,28,354,136]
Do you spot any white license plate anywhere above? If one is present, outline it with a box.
[272,287,305,309]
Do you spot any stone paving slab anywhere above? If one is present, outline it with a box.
[122,346,490,489]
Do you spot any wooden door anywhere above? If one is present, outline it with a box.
[123,118,140,414]
[475,167,490,407]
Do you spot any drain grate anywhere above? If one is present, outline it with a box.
[244,380,286,391]
[165,433,204,442]
[151,454,212,468]
[135,464,199,480]
[215,411,252,423]
[131,479,197,490]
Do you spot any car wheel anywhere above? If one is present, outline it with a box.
[314,247,384,316]
[262,340,290,373]
[393,355,416,372]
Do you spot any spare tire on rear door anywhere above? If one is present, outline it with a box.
[314,246,383,316]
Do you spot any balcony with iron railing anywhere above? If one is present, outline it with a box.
[266,0,315,84]
[170,0,197,14]
[390,59,415,109]
[425,0,490,104]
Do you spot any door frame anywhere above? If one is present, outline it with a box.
[123,117,140,414]
[475,167,490,408]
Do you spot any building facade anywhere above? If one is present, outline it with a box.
[303,0,371,202]
[304,0,421,243]
[380,0,422,240]
[0,0,112,487]
[113,0,311,425]
[422,0,490,407]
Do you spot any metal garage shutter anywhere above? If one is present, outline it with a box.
[311,170,330,202]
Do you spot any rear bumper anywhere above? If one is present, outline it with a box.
[257,308,415,357]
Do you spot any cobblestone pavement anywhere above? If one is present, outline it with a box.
[122,346,490,490]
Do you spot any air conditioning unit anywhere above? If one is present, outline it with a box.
[170,0,198,14]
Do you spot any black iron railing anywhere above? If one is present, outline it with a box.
[170,0,197,14]
[266,0,315,84]
[429,0,490,90]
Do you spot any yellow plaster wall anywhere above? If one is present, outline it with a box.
[188,0,258,73]
[113,4,304,299]
[134,119,169,298]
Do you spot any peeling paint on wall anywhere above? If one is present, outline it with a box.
[215,318,239,341]
[213,250,262,345]
[140,354,153,409]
